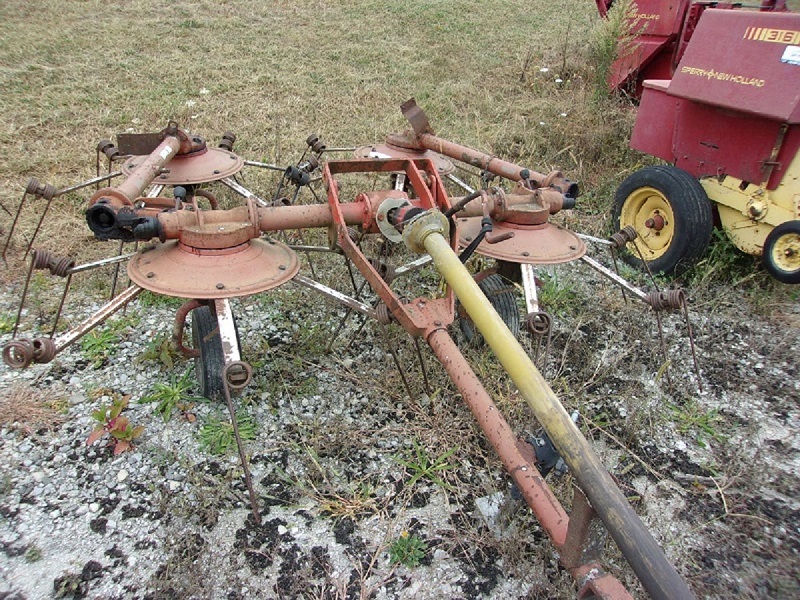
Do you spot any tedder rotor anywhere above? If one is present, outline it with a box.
[1,101,701,599]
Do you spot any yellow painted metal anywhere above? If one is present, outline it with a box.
[769,227,800,273]
[404,211,694,600]
[618,186,675,260]
[701,150,800,256]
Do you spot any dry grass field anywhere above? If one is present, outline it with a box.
[1,1,799,599]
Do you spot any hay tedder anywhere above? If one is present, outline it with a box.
[1,100,701,598]
[598,1,800,283]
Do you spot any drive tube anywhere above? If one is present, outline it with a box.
[402,211,694,600]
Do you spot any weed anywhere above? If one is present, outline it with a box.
[80,328,118,367]
[538,272,578,317]
[137,334,181,370]
[0,313,13,334]
[140,370,204,422]
[198,411,256,455]
[670,400,727,448]
[136,290,185,309]
[24,545,42,563]
[388,531,427,568]
[394,439,457,490]
[316,480,379,520]
[87,394,144,455]
[588,0,639,101]
[689,229,760,288]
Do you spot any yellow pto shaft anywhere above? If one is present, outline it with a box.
[403,211,694,600]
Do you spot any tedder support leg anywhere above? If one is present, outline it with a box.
[404,211,694,600]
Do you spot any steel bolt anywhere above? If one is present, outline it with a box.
[146,272,155,278]
[216,283,225,289]
[434,320,442,326]
[279,264,287,270]
[522,251,530,257]
[213,170,220,174]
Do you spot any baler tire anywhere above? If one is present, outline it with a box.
[612,165,713,275]
[459,273,520,347]
[191,305,226,401]
[762,220,800,284]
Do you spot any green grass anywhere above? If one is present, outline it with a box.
[80,328,119,367]
[198,411,256,455]
[388,532,428,568]
[140,370,205,422]
[394,439,457,490]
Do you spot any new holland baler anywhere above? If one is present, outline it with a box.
[612,8,800,283]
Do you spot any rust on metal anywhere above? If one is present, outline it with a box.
[173,299,203,358]
[458,217,586,264]
[121,148,244,185]
[2,117,702,598]
[427,330,633,599]
[127,239,299,299]
[355,143,455,176]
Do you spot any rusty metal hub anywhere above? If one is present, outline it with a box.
[457,216,586,264]
[128,238,299,298]
[121,148,244,185]
[355,143,455,176]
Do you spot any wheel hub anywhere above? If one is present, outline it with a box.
[645,213,666,231]
[619,186,676,259]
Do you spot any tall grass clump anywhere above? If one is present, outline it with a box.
[588,0,640,102]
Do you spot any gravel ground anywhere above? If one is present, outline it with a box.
[0,241,798,599]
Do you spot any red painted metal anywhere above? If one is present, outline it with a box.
[457,217,585,264]
[600,0,791,97]
[127,238,300,299]
[607,0,690,95]
[354,143,455,176]
[632,9,800,189]
[121,147,244,185]
[324,158,456,338]
[427,330,633,600]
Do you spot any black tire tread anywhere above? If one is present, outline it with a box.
[191,305,226,401]
[459,274,521,346]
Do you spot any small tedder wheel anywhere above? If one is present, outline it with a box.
[762,220,800,284]
[191,305,226,400]
[612,165,713,275]
[459,273,520,346]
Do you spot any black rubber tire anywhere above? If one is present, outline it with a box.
[762,220,800,284]
[459,273,520,347]
[191,305,226,401]
[612,165,713,275]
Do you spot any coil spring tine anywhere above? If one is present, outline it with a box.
[109,240,125,301]
[325,278,370,353]
[344,256,359,295]
[379,322,414,400]
[50,273,73,338]
[654,309,672,388]
[2,190,30,260]
[610,247,629,305]
[12,251,40,338]
[681,295,703,394]
[412,336,431,395]
[220,362,261,526]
